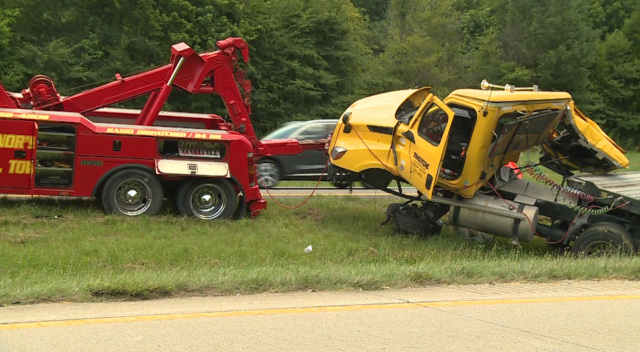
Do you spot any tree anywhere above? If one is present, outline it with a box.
[365,0,466,96]
[244,0,372,133]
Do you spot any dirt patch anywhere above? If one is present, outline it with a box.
[3,232,41,245]
[367,247,379,257]
[295,207,328,222]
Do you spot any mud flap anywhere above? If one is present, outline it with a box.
[234,194,247,220]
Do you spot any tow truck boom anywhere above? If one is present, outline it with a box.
[2,38,302,158]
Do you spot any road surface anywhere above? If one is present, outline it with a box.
[2,280,639,351]
[1,187,419,201]
[261,186,418,197]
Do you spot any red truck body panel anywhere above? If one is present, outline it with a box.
[0,108,265,215]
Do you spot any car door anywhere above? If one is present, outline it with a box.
[290,122,334,174]
[394,94,455,199]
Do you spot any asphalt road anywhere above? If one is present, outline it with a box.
[1,187,418,201]
[261,186,418,197]
[2,280,639,352]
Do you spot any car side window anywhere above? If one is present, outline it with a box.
[417,105,449,146]
[296,124,330,141]
[323,123,335,137]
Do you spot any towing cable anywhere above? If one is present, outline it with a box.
[257,158,329,210]
[257,124,343,210]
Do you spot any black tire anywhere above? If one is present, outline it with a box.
[177,178,237,220]
[361,177,392,189]
[331,180,352,189]
[570,222,637,256]
[257,159,281,188]
[101,169,164,216]
[171,181,188,213]
[388,203,441,237]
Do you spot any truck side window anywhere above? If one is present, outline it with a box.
[417,105,449,146]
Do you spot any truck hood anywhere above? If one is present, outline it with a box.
[541,101,628,174]
[344,88,431,128]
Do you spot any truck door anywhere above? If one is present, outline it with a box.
[395,95,454,199]
[0,120,36,189]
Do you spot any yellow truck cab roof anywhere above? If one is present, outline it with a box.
[449,89,572,103]
[448,88,627,172]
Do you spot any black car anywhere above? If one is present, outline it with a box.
[257,119,337,188]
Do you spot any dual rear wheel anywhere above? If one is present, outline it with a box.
[101,169,237,220]
[570,222,637,256]
[174,179,237,219]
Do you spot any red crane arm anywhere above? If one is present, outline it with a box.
[23,38,259,149]
[10,37,324,157]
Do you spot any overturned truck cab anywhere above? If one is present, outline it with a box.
[328,81,639,255]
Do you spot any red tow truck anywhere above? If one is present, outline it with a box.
[0,38,317,219]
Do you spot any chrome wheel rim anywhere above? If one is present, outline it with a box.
[114,179,152,216]
[257,162,279,188]
[189,184,226,219]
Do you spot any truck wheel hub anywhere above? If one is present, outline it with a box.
[198,193,215,208]
[115,179,152,216]
[584,241,614,255]
[192,185,223,214]
[125,189,140,203]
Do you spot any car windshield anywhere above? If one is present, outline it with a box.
[262,123,304,140]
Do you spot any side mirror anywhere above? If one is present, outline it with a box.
[342,112,352,133]
[342,112,352,125]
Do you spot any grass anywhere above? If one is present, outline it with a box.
[1,192,639,305]
[627,152,640,171]
[276,180,334,187]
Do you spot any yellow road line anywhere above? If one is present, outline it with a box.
[2,294,639,330]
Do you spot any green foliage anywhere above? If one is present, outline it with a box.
[0,0,639,145]
[587,0,640,38]
[246,0,372,132]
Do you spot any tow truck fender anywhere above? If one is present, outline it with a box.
[91,164,157,197]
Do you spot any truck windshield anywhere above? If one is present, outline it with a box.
[489,110,564,158]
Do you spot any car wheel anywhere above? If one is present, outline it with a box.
[101,169,164,216]
[177,179,237,220]
[570,222,637,256]
[257,159,281,188]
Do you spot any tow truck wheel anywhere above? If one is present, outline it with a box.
[101,169,164,216]
[178,179,237,220]
[570,222,637,256]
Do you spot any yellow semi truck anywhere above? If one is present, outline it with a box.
[327,81,639,255]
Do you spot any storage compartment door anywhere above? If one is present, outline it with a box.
[0,120,36,189]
